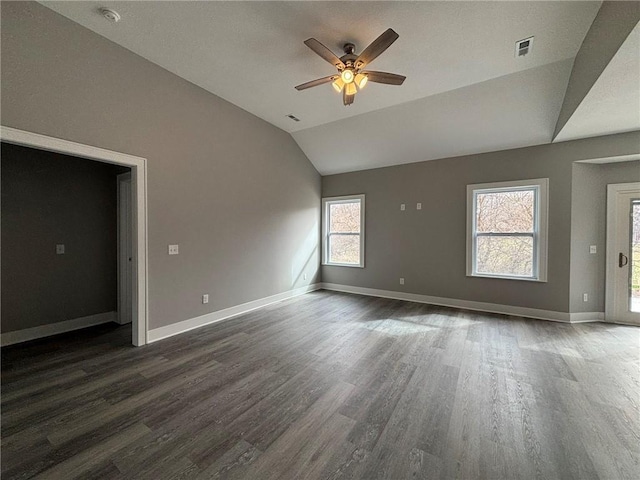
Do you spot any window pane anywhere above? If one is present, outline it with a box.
[329,234,360,264]
[476,190,534,233]
[330,202,361,233]
[476,236,533,277]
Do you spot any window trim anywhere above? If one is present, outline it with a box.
[466,178,548,282]
[322,194,365,268]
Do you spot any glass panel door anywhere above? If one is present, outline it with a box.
[631,200,640,313]
[608,186,640,325]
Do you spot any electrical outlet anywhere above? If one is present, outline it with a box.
[168,244,179,255]
[202,294,209,304]
[400,204,406,211]
[417,203,422,210]
[399,278,405,285]
[583,293,588,302]
[589,245,597,254]
[56,244,65,255]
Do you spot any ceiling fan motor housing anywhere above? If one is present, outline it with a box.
[343,43,356,55]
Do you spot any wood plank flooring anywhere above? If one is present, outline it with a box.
[2,290,639,479]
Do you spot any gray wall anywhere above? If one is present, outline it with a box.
[1,2,321,331]
[1,143,125,333]
[570,161,640,312]
[322,132,640,314]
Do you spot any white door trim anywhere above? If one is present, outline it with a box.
[1,126,149,346]
[605,182,640,324]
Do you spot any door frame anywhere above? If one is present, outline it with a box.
[1,126,149,346]
[605,182,640,324]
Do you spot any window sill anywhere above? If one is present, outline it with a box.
[322,262,364,268]
[467,273,547,282]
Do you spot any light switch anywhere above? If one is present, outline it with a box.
[168,244,179,255]
[589,245,597,254]
[417,203,422,210]
[400,204,406,211]
[56,244,65,255]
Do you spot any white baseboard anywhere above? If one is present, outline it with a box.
[320,283,596,324]
[599,317,640,327]
[569,312,604,323]
[1,311,117,346]
[148,283,322,343]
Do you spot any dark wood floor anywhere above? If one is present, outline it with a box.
[2,291,639,479]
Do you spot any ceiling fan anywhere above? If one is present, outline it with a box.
[295,28,406,106]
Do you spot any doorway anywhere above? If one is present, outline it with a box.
[606,182,640,325]
[0,126,148,345]
[117,172,133,326]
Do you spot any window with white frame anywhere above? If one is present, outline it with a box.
[322,194,365,267]
[467,179,548,281]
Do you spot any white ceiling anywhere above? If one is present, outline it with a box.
[294,59,574,174]
[42,1,606,174]
[554,22,640,143]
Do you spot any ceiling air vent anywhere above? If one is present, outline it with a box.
[286,114,301,122]
[515,37,534,57]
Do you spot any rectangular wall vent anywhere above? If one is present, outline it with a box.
[286,114,301,122]
[515,36,534,57]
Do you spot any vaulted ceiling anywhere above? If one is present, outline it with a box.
[42,1,638,175]
[554,21,640,143]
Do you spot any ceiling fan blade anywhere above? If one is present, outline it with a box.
[355,28,399,68]
[295,75,338,91]
[304,38,345,69]
[362,71,406,85]
[343,89,355,106]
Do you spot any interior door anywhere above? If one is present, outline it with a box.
[606,183,640,325]
[117,172,133,325]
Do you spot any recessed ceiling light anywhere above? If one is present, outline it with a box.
[99,7,121,23]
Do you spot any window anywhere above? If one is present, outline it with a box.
[322,194,365,267]
[467,179,548,281]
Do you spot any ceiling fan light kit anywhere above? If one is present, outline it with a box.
[295,28,406,106]
[355,73,368,88]
[341,69,355,84]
